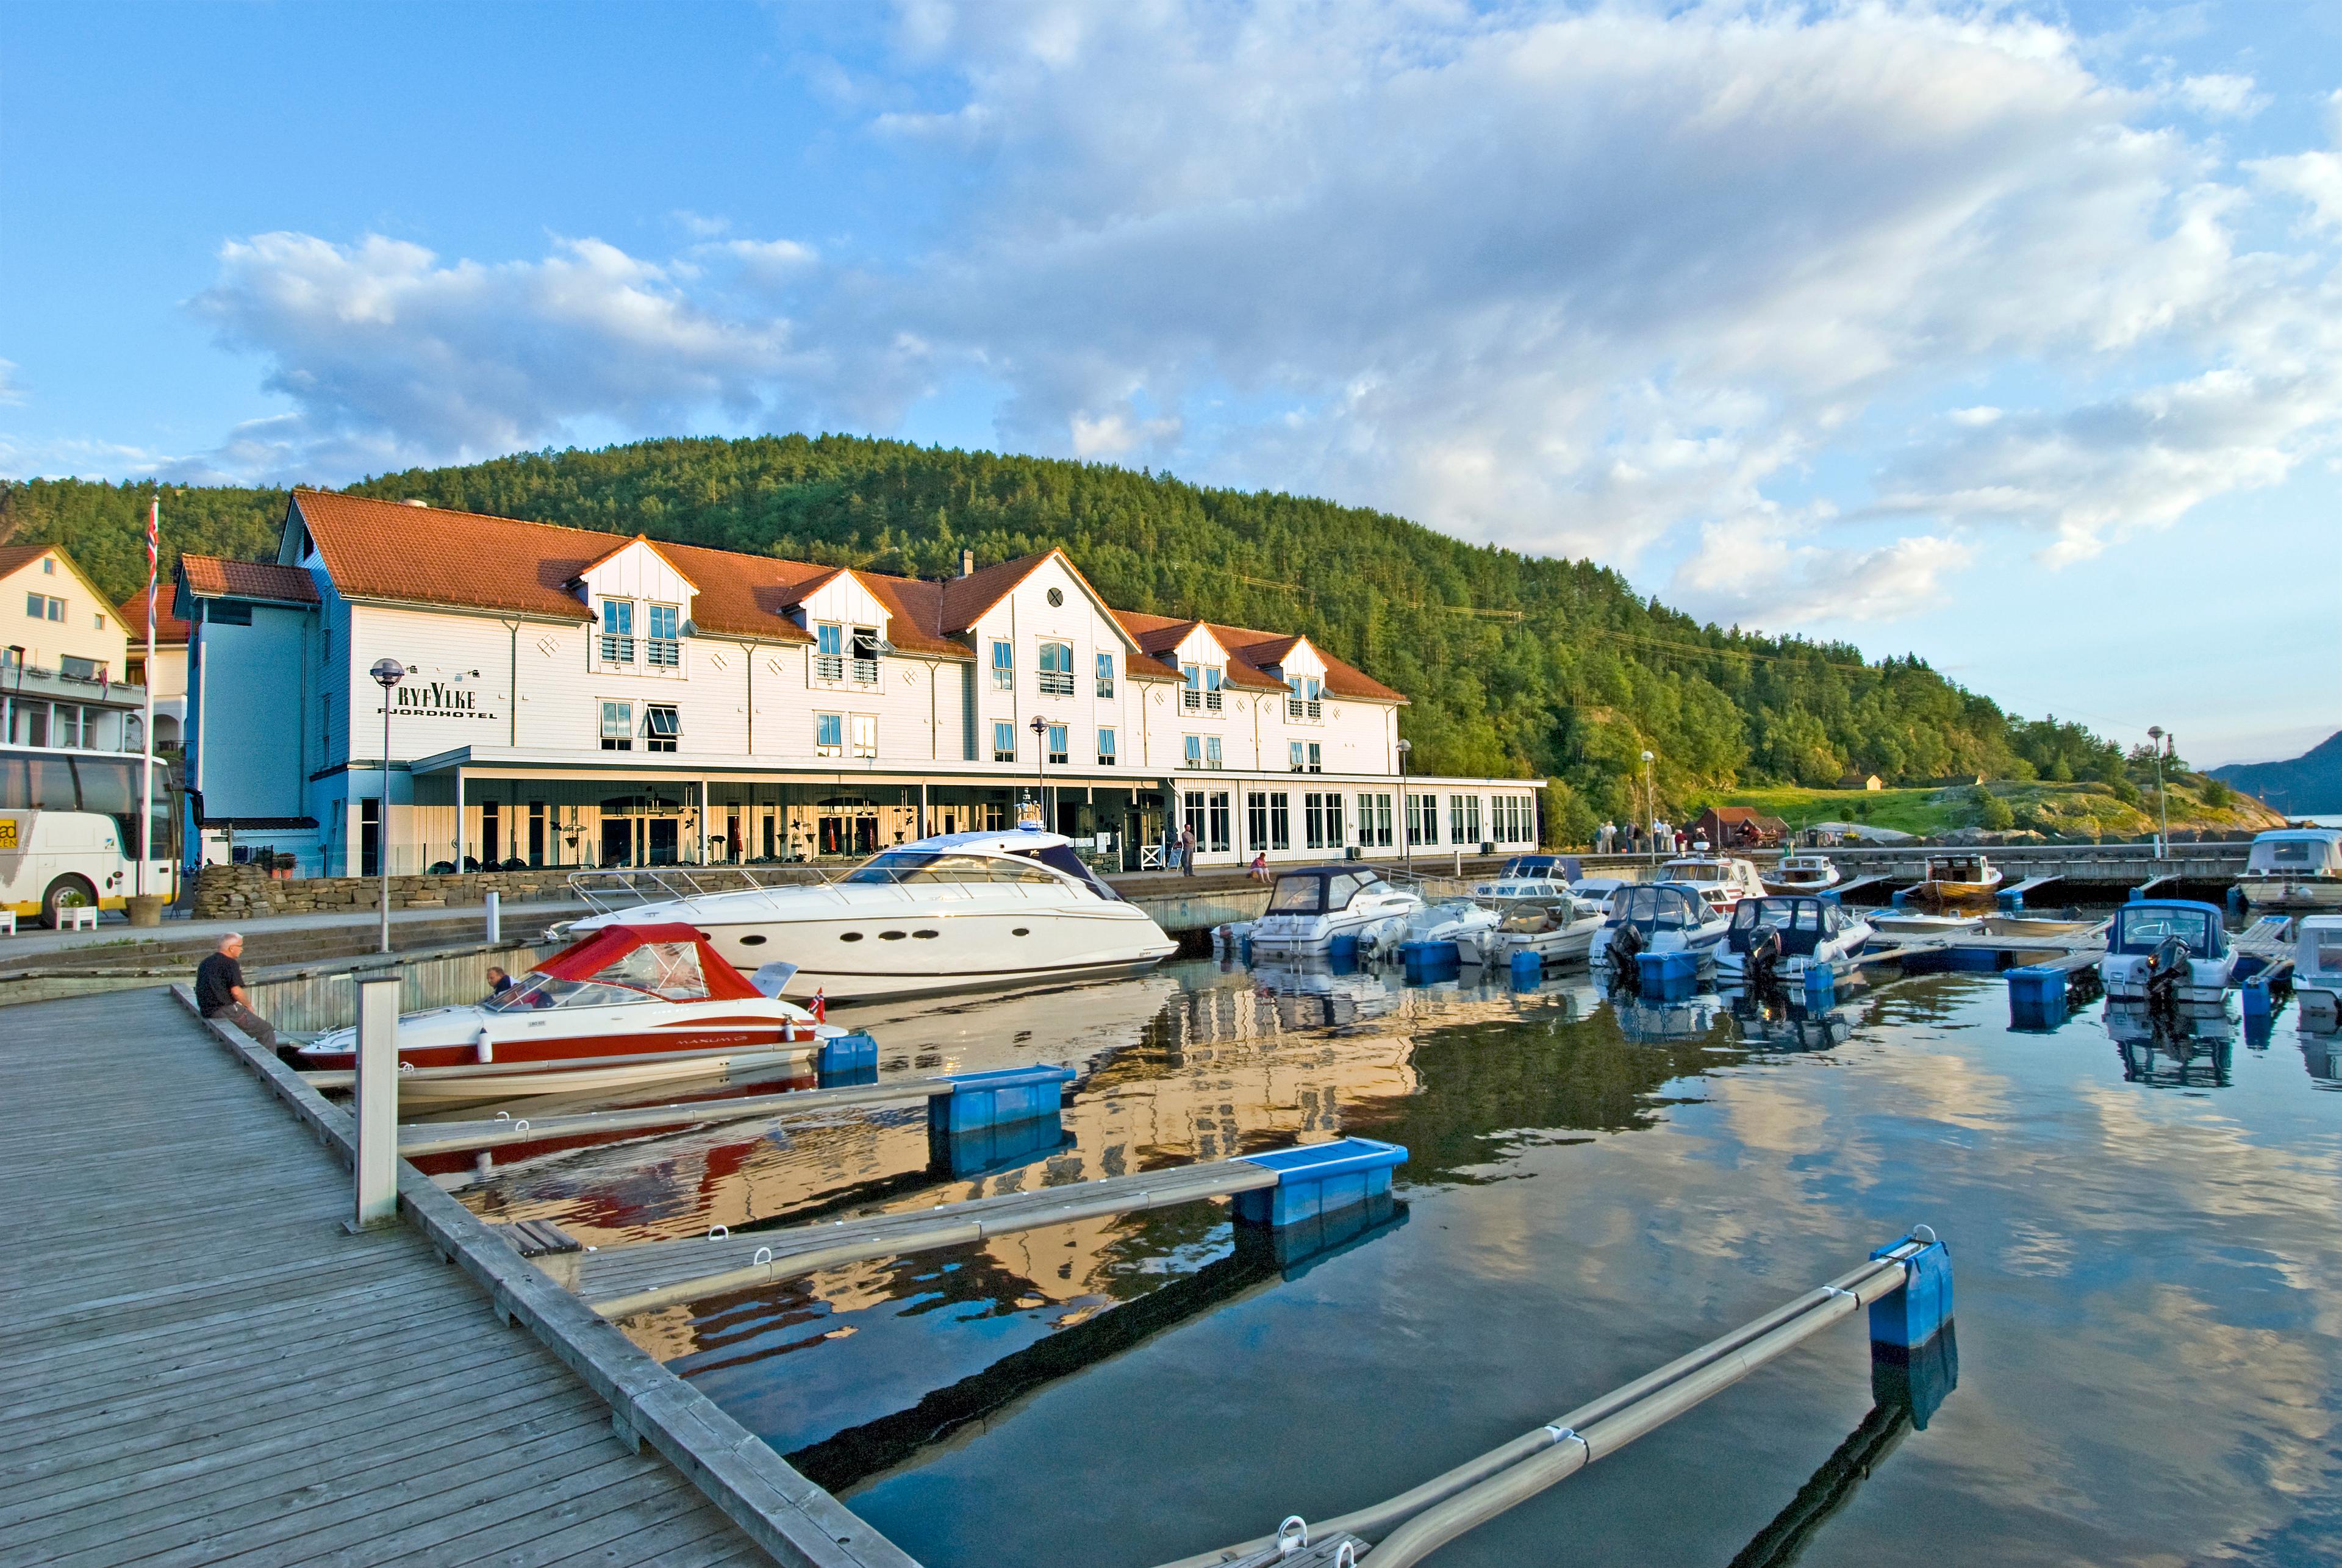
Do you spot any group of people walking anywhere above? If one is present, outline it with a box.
[1594,820,1683,855]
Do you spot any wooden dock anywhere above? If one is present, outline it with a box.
[0,988,909,1568]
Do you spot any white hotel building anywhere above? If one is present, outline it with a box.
[177,490,1544,876]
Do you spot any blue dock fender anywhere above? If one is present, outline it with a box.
[1234,1137,1408,1230]
[1869,1226,1953,1350]
[928,1064,1077,1134]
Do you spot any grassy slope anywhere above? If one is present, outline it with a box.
[1696,779,2286,839]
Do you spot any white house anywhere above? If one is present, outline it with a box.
[178,490,1544,876]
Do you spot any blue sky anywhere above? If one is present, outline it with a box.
[3,1,2337,766]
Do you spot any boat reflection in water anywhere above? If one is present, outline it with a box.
[1611,992,1728,1046]
[2105,1001,2236,1088]
[1244,959,1403,1031]
[1721,988,1858,1053]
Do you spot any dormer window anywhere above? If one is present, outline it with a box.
[851,626,881,684]
[600,600,636,664]
[815,623,844,682]
[1286,675,1322,721]
[1181,664,1223,713]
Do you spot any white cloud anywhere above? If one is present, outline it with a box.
[2174,73,2267,120]
[0,359,25,407]
[1669,514,1975,628]
[159,2,2342,628]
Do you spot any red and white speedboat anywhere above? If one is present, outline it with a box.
[287,923,851,1102]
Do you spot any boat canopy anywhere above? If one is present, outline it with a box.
[488,922,762,1012]
[2297,915,2342,984]
[2246,829,2342,876]
[1607,883,1711,931]
[1267,866,1389,915]
[1726,896,1847,955]
[2108,901,2229,960]
[1661,859,1735,881]
[1497,854,1581,881]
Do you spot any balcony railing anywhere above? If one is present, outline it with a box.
[814,653,844,682]
[647,639,680,668]
[1039,670,1075,697]
[1286,696,1322,720]
[1182,689,1201,712]
[600,634,636,664]
[851,657,880,684]
[1206,690,1223,712]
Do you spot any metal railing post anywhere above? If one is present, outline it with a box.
[348,975,402,1232]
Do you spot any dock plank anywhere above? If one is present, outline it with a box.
[0,989,765,1567]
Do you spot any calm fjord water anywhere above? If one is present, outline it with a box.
[466,962,2342,1567]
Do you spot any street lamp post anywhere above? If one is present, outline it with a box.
[1396,738,1413,872]
[1641,750,1656,863]
[370,659,406,953]
[1029,714,1050,831]
[2147,725,2169,859]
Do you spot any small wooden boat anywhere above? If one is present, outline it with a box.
[285,922,851,1102]
[1916,854,2003,903]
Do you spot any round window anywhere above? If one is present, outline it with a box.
[1047,587,1064,607]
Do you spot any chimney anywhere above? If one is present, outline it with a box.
[959,548,975,578]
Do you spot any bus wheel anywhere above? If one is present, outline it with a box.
[41,876,98,929]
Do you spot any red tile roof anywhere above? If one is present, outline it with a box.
[178,556,319,604]
[261,490,1408,698]
[115,590,191,645]
[0,544,52,579]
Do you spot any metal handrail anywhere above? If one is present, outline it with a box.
[566,864,831,915]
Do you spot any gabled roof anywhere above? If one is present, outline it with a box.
[0,544,51,580]
[571,532,701,589]
[116,590,191,645]
[179,556,319,604]
[1111,610,1405,702]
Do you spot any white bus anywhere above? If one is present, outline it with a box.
[0,743,179,926]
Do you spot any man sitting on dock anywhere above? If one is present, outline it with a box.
[195,933,277,1051]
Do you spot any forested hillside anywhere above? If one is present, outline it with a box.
[0,435,2127,839]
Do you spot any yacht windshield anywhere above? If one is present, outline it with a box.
[2114,907,2218,957]
[1011,844,1122,900]
[842,850,1062,885]
[1611,885,1703,930]
[1269,875,1331,914]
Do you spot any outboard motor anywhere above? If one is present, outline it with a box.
[2144,934,2191,1015]
[1608,921,1645,993]
[1744,925,1783,996]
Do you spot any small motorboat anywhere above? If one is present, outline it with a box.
[1396,898,1503,963]
[1658,856,1768,915]
[1871,909,1985,936]
[1916,853,2003,903]
[2239,828,2342,911]
[2098,900,2237,1009]
[1715,896,1877,986]
[1492,895,1605,967]
[286,923,851,1102]
[1983,911,2108,938]
[1764,853,1842,895]
[1569,876,1631,915]
[1248,865,1425,959]
[2296,915,2342,1031]
[1472,854,1581,903]
[1589,882,1731,973]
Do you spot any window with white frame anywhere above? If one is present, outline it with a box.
[600,600,636,664]
[1286,676,1323,720]
[851,715,877,757]
[645,704,679,751]
[1205,736,1223,770]
[1269,791,1291,849]
[600,700,634,751]
[815,623,845,682]
[1289,740,1305,773]
[647,604,681,667]
[1047,723,1069,765]
[851,626,881,684]
[1407,792,1438,845]
[1357,792,1394,847]
[993,720,1017,762]
[815,712,843,757]
[1183,734,1203,769]
[1304,792,1341,850]
[990,640,1014,690]
[1450,793,1483,845]
[1095,651,1115,698]
[1097,726,1117,765]
[27,593,65,621]
[1183,664,1224,712]
[1038,642,1075,696]
[1307,742,1322,773]
[1207,790,1232,853]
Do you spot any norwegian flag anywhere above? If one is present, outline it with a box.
[811,987,827,1024]
[146,498,159,573]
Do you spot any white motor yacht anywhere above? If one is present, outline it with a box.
[1589,882,1731,973]
[1658,856,1767,915]
[565,830,1176,1003]
[1764,853,1842,895]
[1492,895,1605,967]
[1715,896,1876,984]
[1471,854,1578,903]
[2239,828,2342,910]
[1248,865,1425,959]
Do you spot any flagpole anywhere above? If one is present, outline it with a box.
[140,496,159,900]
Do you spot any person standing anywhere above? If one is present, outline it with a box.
[1180,825,1196,876]
[195,933,278,1051]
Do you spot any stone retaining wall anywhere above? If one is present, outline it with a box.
[193,863,580,920]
